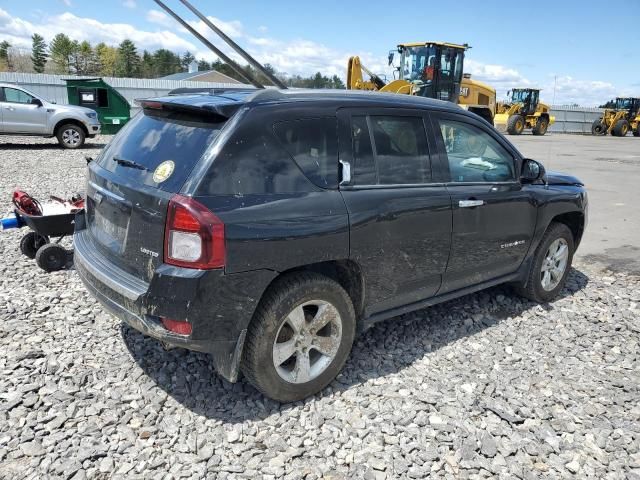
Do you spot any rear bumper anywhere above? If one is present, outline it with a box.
[73,227,276,382]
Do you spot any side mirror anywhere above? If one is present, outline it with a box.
[388,51,395,66]
[521,158,545,183]
[31,98,43,107]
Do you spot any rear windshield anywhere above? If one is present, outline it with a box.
[96,110,225,192]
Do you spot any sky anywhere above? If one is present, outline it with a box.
[1,0,639,106]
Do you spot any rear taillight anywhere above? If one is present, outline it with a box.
[161,318,193,336]
[164,194,225,269]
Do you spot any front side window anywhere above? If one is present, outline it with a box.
[436,119,516,183]
[349,115,432,185]
[3,88,34,104]
[273,117,338,188]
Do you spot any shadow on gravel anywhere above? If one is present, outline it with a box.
[122,267,589,423]
[0,142,107,150]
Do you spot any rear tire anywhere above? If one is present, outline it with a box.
[612,119,629,137]
[56,124,86,149]
[20,232,49,259]
[591,119,606,135]
[515,222,574,303]
[242,272,356,403]
[633,124,640,137]
[507,114,525,135]
[35,243,68,272]
[532,117,549,136]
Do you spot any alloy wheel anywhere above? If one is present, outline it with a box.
[540,238,569,291]
[272,300,342,384]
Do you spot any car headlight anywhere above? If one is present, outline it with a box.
[85,112,98,120]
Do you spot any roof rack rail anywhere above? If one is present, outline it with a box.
[244,89,286,103]
[168,87,257,96]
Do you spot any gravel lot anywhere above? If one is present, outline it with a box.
[1,135,639,479]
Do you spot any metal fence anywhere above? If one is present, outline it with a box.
[549,105,604,134]
[1,73,606,135]
[0,72,250,114]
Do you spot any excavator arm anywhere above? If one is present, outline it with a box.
[347,56,415,95]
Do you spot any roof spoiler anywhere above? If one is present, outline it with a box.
[152,0,287,90]
[167,87,257,96]
[135,98,240,120]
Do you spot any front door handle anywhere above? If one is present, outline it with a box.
[459,199,485,208]
[6,106,15,111]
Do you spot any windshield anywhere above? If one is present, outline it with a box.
[616,98,633,110]
[400,45,437,82]
[511,90,531,103]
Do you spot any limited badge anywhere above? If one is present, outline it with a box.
[153,160,175,183]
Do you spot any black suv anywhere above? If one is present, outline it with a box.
[74,89,587,402]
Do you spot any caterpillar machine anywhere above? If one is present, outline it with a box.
[347,42,496,124]
[494,88,554,136]
[591,97,640,137]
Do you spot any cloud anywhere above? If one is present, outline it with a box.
[146,9,174,28]
[123,0,137,8]
[0,8,197,52]
[60,0,72,6]
[543,76,622,107]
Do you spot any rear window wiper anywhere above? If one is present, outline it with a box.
[112,156,148,171]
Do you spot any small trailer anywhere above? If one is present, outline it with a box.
[1,191,83,272]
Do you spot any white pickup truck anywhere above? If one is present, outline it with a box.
[0,83,101,148]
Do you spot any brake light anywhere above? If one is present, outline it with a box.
[161,318,192,336]
[164,194,225,269]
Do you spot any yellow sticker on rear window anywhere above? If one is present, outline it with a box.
[153,160,175,183]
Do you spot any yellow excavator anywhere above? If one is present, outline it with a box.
[347,42,496,124]
[494,88,554,135]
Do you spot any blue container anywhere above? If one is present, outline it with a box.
[1,215,20,230]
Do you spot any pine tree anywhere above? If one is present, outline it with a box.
[31,34,48,73]
[115,39,140,77]
[181,51,195,71]
[49,33,74,73]
[0,41,11,71]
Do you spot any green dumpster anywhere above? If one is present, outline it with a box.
[64,78,130,134]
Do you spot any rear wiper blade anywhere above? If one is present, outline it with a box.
[112,156,148,171]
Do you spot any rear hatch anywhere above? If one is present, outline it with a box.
[85,97,237,282]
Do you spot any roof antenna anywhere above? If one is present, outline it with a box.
[152,0,264,89]
[179,0,287,89]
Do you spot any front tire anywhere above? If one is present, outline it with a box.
[35,243,68,272]
[633,124,640,137]
[612,119,629,137]
[242,272,356,403]
[507,114,525,135]
[516,222,574,303]
[56,124,86,149]
[532,117,549,136]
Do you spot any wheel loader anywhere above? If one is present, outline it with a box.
[347,42,496,124]
[494,88,554,136]
[591,97,640,137]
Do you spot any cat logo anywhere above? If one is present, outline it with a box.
[460,87,469,98]
[153,160,175,183]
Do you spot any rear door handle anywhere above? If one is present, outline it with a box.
[459,200,485,208]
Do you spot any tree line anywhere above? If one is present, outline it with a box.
[0,34,345,89]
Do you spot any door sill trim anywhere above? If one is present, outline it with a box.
[362,271,521,329]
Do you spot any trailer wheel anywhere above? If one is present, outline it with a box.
[507,114,525,135]
[35,243,68,272]
[20,232,49,259]
[612,119,629,137]
[591,120,606,135]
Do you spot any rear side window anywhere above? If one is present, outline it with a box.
[349,115,432,185]
[96,111,225,192]
[273,118,338,188]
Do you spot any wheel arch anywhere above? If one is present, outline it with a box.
[54,118,89,136]
[549,211,585,248]
[258,260,366,325]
